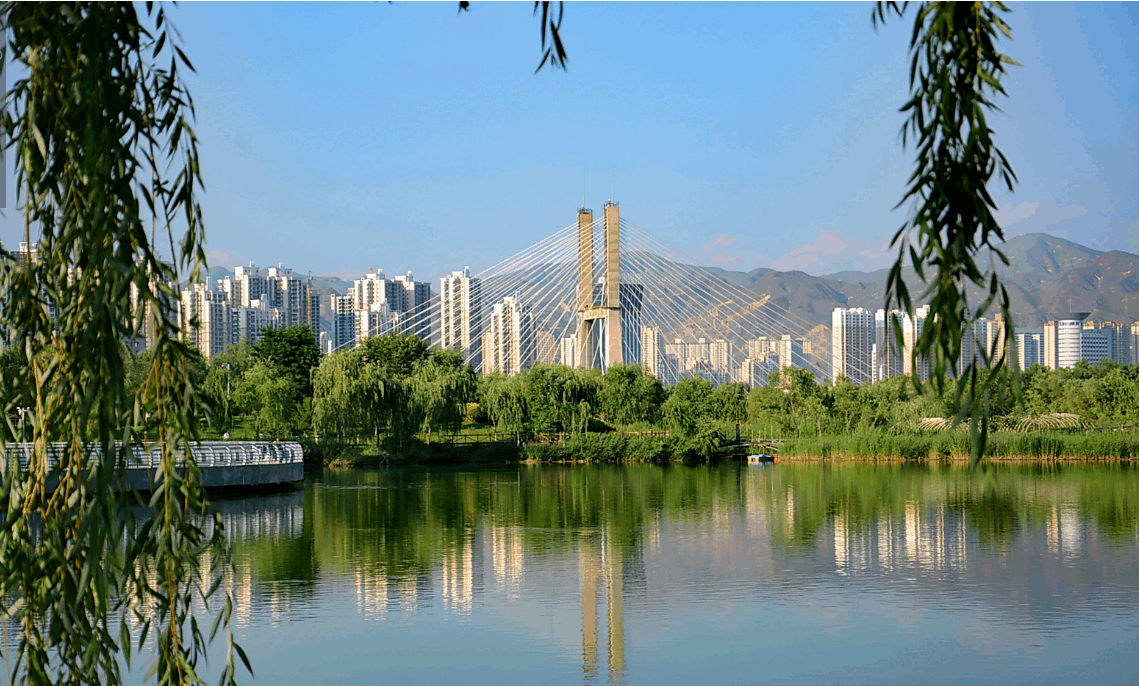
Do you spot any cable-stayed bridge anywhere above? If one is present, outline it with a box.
[337,203,861,386]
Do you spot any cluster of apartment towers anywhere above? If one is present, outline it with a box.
[176,205,812,386]
[832,306,1139,385]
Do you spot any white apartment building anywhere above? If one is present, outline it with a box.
[440,267,482,371]
[180,283,230,360]
[873,309,905,381]
[484,295,534,376]
[1016,331,1042,369]
[902,305,931,382]
[710,339,733,373]
[831,307,874,385]
[559,333,579,369]
[641,327,662,378]
[1043,314,1088,369]
[777,334,805,372]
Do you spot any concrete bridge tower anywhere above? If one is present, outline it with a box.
[577,201,622,370]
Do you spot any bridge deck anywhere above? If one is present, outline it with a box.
[3,441,305,492]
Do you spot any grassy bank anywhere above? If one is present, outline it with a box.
[778,430,1139,462]
[301,431,716,468]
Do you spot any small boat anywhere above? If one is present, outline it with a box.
[747,454,775,464]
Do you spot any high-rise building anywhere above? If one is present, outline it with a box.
[356,302,398,344]
[559,334,579,368]
[1043,313,1089,369]
[777,334,805,372]
[747,337,774,360]
[535,331,558,365]
[1081,326,1111,365]
[873,309,905,381]
[710,338,733,373]
[1016,331,1042,369]
[440,267,482,371]
[393,272,434,339]
[1131,323,1139,365]
[485,295,534,376]
[831,307,874,385]
[1086,321,1129,364]
[224,262,316,336]
[902,305,931,382]
[330,294,356,352]
[180,283,230,360]
[641,327,663,378]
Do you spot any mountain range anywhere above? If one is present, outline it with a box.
[203,232,1138,336]
[716,232,1139,329]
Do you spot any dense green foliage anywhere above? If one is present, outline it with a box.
[255,325,321,402]
[0,4,245,685]
[174,324,1139,464]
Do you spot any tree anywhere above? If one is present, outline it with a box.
[710,382,749,425]
[0,4,246,685]
[362,332,431,379]
[411,349,477,441]
[599,364,665,427]
[660,377,714,438]
[255,325,321,402]
[875,2,1020,465]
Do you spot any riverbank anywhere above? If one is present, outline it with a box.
[776,430,1139,462]
[300,428,1139,468]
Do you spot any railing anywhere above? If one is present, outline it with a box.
[5,441,303,473]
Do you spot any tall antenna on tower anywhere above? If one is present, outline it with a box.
[611,168,615,203]
[583,173,587,209]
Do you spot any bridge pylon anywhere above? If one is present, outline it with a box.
[577,202,622,370]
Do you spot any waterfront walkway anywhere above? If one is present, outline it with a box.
[3,441,304,492]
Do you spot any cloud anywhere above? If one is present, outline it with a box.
[768,231,895,275]
[206,249,241,268]
[994,201,1040,225]
[995,198,1087,237]
[701,231,762,269]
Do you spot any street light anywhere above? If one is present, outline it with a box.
[16,406,29,444]
[222,363,231,432]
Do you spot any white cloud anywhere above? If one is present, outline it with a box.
[768,231,895,275]
[206,249,241,268]
[996,199,1087,237]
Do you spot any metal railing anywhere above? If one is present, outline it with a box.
[5,441,303,473]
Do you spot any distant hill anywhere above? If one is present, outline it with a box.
[797,232,1135,327]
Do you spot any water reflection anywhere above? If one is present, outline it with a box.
[214,463,1139,684]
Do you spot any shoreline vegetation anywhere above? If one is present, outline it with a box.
[301,428,1139,469]
[15,330,1139,470]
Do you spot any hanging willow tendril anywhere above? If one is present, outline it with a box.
[0,4,249,685]
[874,1,1022,467]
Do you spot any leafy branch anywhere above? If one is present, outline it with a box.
[875,1,1022,466]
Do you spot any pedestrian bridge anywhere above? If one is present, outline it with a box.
[3,441,304,492]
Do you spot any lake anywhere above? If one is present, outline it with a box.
[210,463,1139,685]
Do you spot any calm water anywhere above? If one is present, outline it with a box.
[209,463,1139,685]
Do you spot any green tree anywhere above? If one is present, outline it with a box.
[312,348,390,449]
[599,364,665,426]
[0,4,246,685]
[876,2,1021,465]
[660,377,714,438]
[362,332,431,379]
[233,361,297,438]
[411,349,478,441]
[255,325,320,402]
[710,382,749,425]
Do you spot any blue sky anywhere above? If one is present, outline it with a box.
[1,2,1136,280]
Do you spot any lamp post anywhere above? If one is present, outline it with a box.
[16,406,29,444]
[222,363,231,431]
